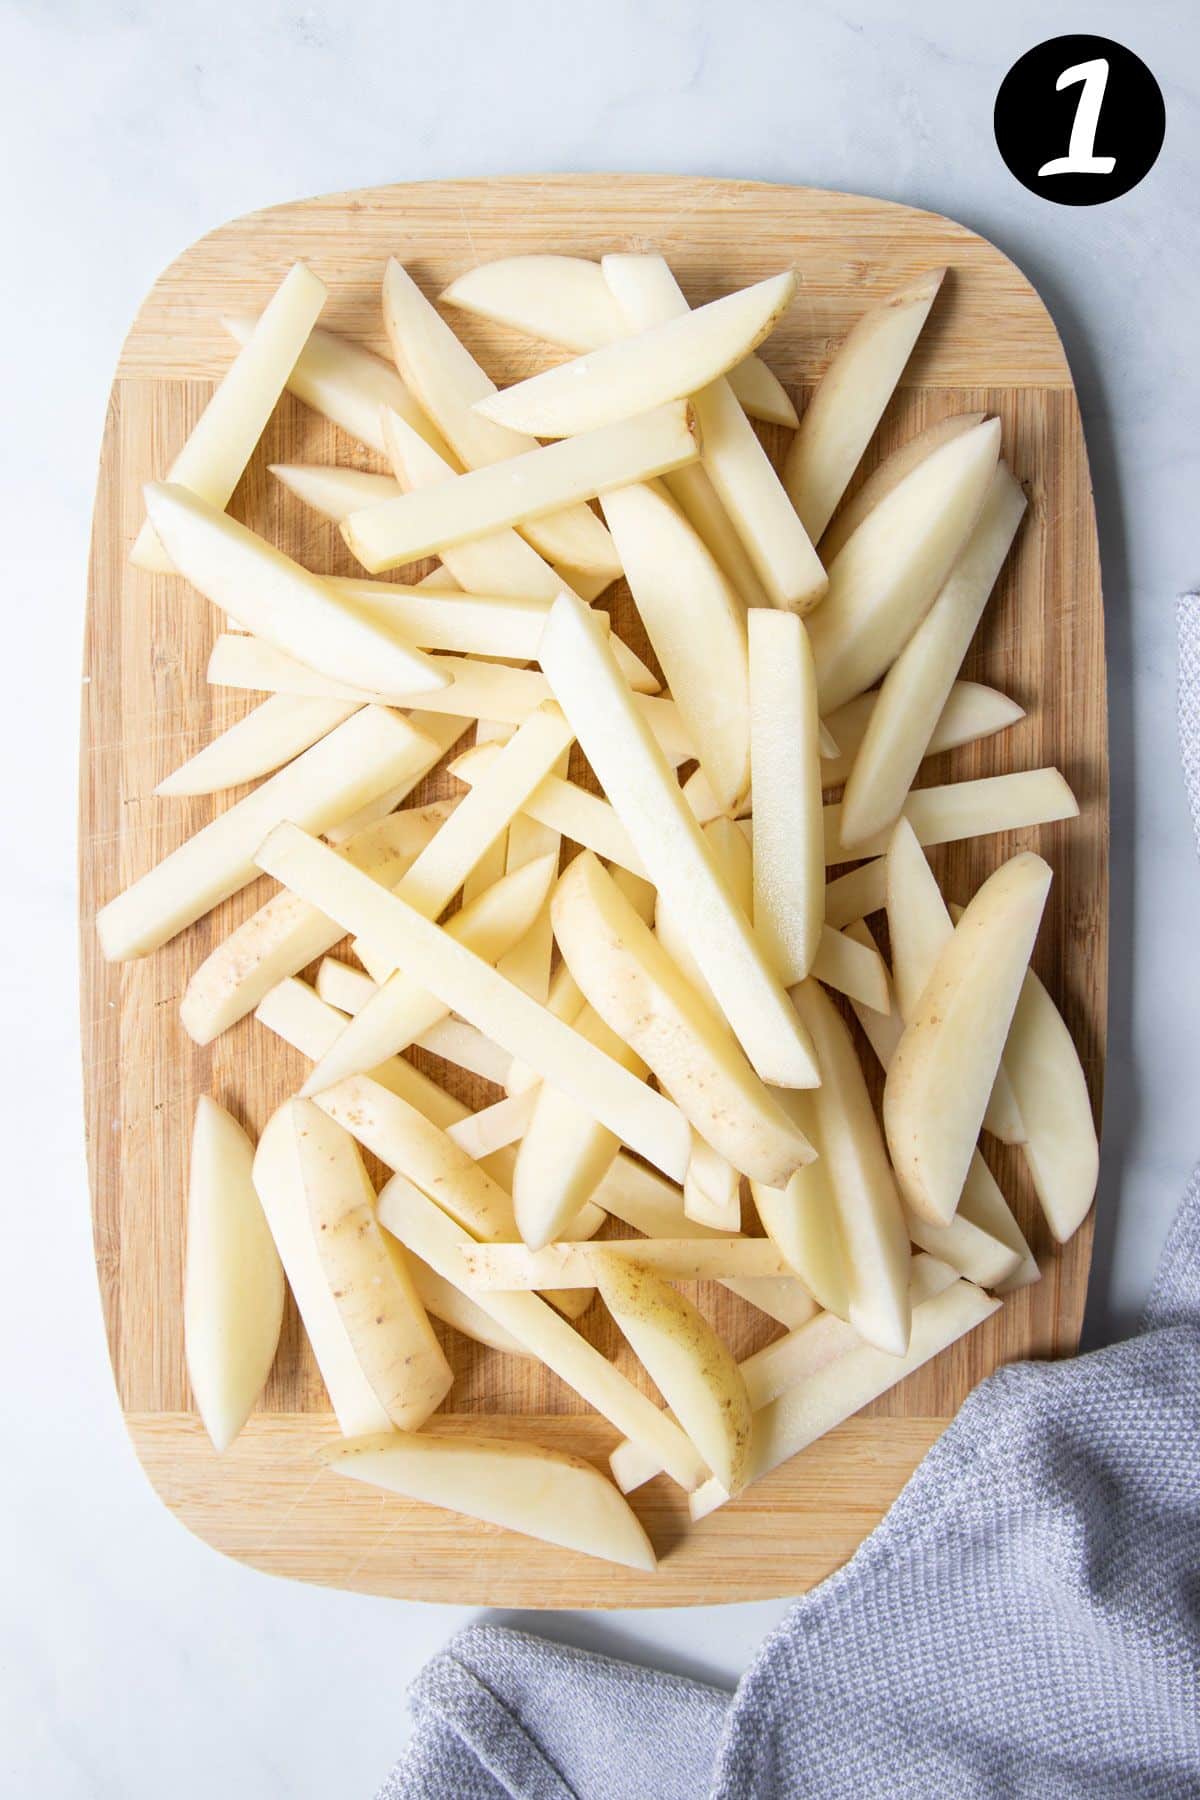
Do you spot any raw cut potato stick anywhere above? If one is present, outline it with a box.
[688,1278,1001,1520]
[206,634,694,765]
[1002,965,1100,1243]
[179,804,448,1045]
[810,925,890,1015]
[784,268,945,542]
[475,268,796,439]
[884,853,1053,1226]
[315,965,515,1093]
[683,1138,742,1232]
[790,979,912,1355]
[807,418,1001,714]
[314,958,378,1015]
[601,480,750,815]
[823,859,888,929]
[156,694,359,797]
[602,254,825,612]
[294,1101,453,1430]
[609,1253,958,1495]
[184,1097,284,1453]
[819,411,987,562]
[840,463,1028,848]
[593,1250,753,1496]
[145,484,447,700]
[843,919,1037,1291]
[823,767,1078,864]
[133,263,327,571]
[456,1238,793,1290]
[820,680,1025,788]
[326,582,557,659]
[538,593,820,1089]
[381,260,621,578]
[445,1089,537,1160]
[271,463,402,521]
[377,1173,709,1491]
[495,803,563,1003]
[316,853,558,1086]
[888,823,1027,1145]
[321,1431,656,1572]
[223,312,454,460]
[97,707,437,962]
[251,1104,394,1437]
[254,823,694,1182]
[450,746,645,875]
[750,1095,850,1323]
[441,253,798,426]
[326,712,469,845]
[405,1259,532,1358]
[342,402,700,573]
[551,853,815,1187]
[749,610,824,982]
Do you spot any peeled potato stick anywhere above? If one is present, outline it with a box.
[824,767,1078,864]
[342,403,699,573]
[133,263,327,570]
[455,1238,793,1289]
[414,1018,513,1089]
[377,1173,708,1491]
[998,963,1100,1245]
[98,707,438,963]
[683,1138,742,1232]
[381,260,621,578]
[610,1253,957,1494]
[445,1089,537,1160]
[156,694,359,797]
[884,853,1052,1226]
[602,254,824,612]
[688,1277,1000,1520]
[749,610,824,982]
[404,1257,532,1357]
[441,254,798,426]
[146,484,447,700]
[223,312,453,460]
[539,593,820,1088]
[179,804,447,1045]
[451,746,645,874]
[474,269,797,438]
[807,418,1001,714]
[819,411,987,563]
[784,268,945,543]
[820,679,1025,788]
[325,712,469,845]
[811,924,890,1014]
[271,462,403,522]
[254,824,694,1181]
[823,859,888,928]
[840,463,1027,848]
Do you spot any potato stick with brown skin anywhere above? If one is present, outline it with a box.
[254,823,694,1182]
[784,268,945,543]
[377,1173,708,1491]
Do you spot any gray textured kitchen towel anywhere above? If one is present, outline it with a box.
[379,600,1200,1800]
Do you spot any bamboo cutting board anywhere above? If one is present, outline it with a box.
[80,174,1107,1608]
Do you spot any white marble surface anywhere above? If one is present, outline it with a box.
[1,1,1196,1793]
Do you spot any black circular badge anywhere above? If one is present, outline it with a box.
[994,35,1165,205]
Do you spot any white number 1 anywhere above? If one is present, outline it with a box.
[1038,58,1117,176]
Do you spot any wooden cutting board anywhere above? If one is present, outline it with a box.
[80,174,1107,1608]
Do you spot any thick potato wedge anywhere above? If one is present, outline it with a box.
[784,269,945,542]
[602,480,750,813]
[144,483,446,699]
[593,1251,753,1495]
[819,411,987,562]
[97,707,436,963]
[293,1100,452,1429]
[807,417,1001,713]
[791,979,912,1354]
[441,253,798,426]
[223,312,452,459]
[840,463,1027,847]
[133,263,326,570]
[255,823,693,1181]
[749,610,825,982]
[884,853,1053,1225]
[156,694,358,798]
[1003,966,1100,1244]
[184,1097,284,1452]
[475,271,797,436]
[378,1173,707,1489]
[689,1277,1000,1519]
[820,679,1025,787]
[321,1430,656,1571]
[343,403,699,573]
[539,593,819,1088]
[603,255,824,612]
[381,259,621,577]
[551,853,815,1187]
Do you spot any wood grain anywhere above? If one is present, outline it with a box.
[80,175,1106,1608]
